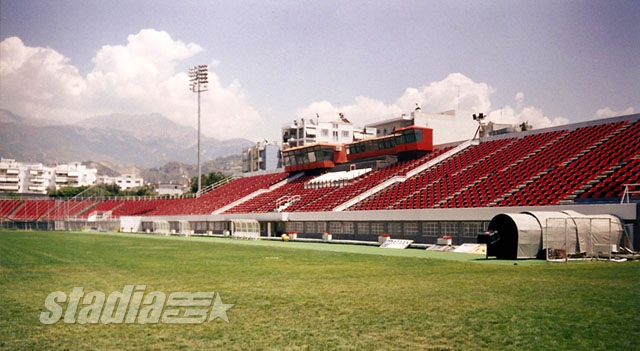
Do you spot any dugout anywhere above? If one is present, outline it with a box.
[152,220,170,234]
[230,219,260,239]
[483,211,624,259]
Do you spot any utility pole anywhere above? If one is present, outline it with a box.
[189,65,208,194]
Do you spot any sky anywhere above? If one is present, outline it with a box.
[1,0,638,142]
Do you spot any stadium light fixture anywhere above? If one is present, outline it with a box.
[472,112,487,139]
[189,65,208,195]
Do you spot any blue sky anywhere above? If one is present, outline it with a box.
[1,0,638,142]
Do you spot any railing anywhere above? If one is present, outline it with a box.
[275,195,301,212]
[196,176,234,198]
[621,184,640,204]
[0,179,237,202]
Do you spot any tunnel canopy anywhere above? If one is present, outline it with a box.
[485,211,624,259]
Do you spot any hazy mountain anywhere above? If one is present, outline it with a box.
[82,155,242,185]
[0,109,252,167]
[0,109,61,126]
[77,113,197,143]
[142,155,243,183]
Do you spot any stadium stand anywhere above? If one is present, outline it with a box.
[348,138,518,210]
[345,119,639,210]
[9,200,58,220]
[44,199,96,220]
[493,121,632,206]
[2,114,638,248]
[224,175,317,213]
[580,157,640,199]
[224,150,444,214]
[146,172,288,215]
[111,199,168,217]
[283,148,450,212]
[78,199,124,218]
[0,199,22,219]
[560,121,640,201]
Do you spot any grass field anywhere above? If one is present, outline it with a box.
[1,230,639,350]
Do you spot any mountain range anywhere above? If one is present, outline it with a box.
[0,109,253,168]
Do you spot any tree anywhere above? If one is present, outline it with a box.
[103,183,121,196]
[48,186,90,198]
[119,186,154,197]
[520,121,532,132]
[190,171,230,193]
[48,183,165,198]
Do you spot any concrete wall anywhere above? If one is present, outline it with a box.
[135,203,639,245]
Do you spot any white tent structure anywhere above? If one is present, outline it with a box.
[152,220,170,234]
[561,210,625,256]
[230,219,260,239]
[177,220,190,235]
[485,211,624,259]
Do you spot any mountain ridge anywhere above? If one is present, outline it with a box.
[0,109,253,168]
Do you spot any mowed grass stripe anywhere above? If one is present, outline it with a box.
[30,230,538,265]
[1,230,638,350]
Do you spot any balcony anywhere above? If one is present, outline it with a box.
[6,169,19,175]
[0,184,19,191]
[28,185,46,192]
[0,176,19,183]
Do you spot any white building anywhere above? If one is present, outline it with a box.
[53,162,98,190]
[97,174,144,190]
[365,109,477,145]
[282,113,376,150]
[242,140,282,173]
[154,182,188,196]
[365,109,529,145]
[24,162,54,194]
[0,158,22,193]
[0,159,97,194]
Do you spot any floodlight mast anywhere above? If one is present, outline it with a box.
[189,65,208,195]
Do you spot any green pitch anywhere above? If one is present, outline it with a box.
[1,230,638,350]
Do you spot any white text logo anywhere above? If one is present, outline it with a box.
[39,285,233,324]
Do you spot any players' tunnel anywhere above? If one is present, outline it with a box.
[485,213,543,259]
[483,211,626,259]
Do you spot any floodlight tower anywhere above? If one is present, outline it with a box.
[189,65,208,194]
[472,113,487,139]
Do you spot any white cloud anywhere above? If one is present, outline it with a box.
[487,106,569,129]
[515,92,524,109]
[487,92,569,129]
[0,30,265,140]
[1,32,577,144]
[297,73,568,143]
[0,37,86,120]
[297,73,494,126]
[595,107,635,119]
[396,72,494,113]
